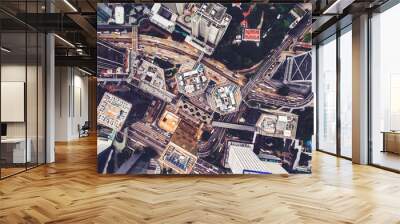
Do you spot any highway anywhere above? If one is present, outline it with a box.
[97,12,312,159]
[139,38,245,86]
[198,12,312,158]
[244,13,312,108]
[192,158,223,174]
[247,92,314,109]
[128,122,169,155]
[97,40,127,70]
[132,25,138,51]
[98,34,245,86]
[211,121,256,132]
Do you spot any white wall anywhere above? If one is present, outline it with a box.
[72,72,89,138]
[1,64,42,138]
[1,64,26,138]
[54,67,89,141]
[1,63,46,164]
[55,66,69,141]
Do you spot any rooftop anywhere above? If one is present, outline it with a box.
[176,64,209,97]
[207,83,242,115]
[133,58,175,102]
[137,60,166,89]
[158,110,181,133]
[256,112,298,139]
[227,141,288,175]
[97,92,132,131]
[196,3,228,23]
[159,142,197,174]
[242,29,261,42]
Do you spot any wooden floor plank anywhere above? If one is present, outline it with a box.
[1,136,400,224]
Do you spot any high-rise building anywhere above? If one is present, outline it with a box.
[176,3,185,15]
[150,3,177,33]
[176,64,209,97]
[191,14,200,37]
[206,82,242,115]
[114,5,125,25]
[256,111,298,139]
[132,59,175,102]
[227,141,288,174]
[189,3,231,47]
[97,3,112,23]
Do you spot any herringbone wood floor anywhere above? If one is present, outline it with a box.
[1,136,400,224]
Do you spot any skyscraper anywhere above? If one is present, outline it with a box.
[176,3,185,15]
[227,141,288,174]
[189,3,231,47]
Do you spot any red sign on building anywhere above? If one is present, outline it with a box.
[243,29,261,42]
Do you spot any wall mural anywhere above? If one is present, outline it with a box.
[97,3,313,175]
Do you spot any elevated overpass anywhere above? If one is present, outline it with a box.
[211,121,256,132]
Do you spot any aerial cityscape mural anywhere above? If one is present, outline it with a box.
[97,3,313,175]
